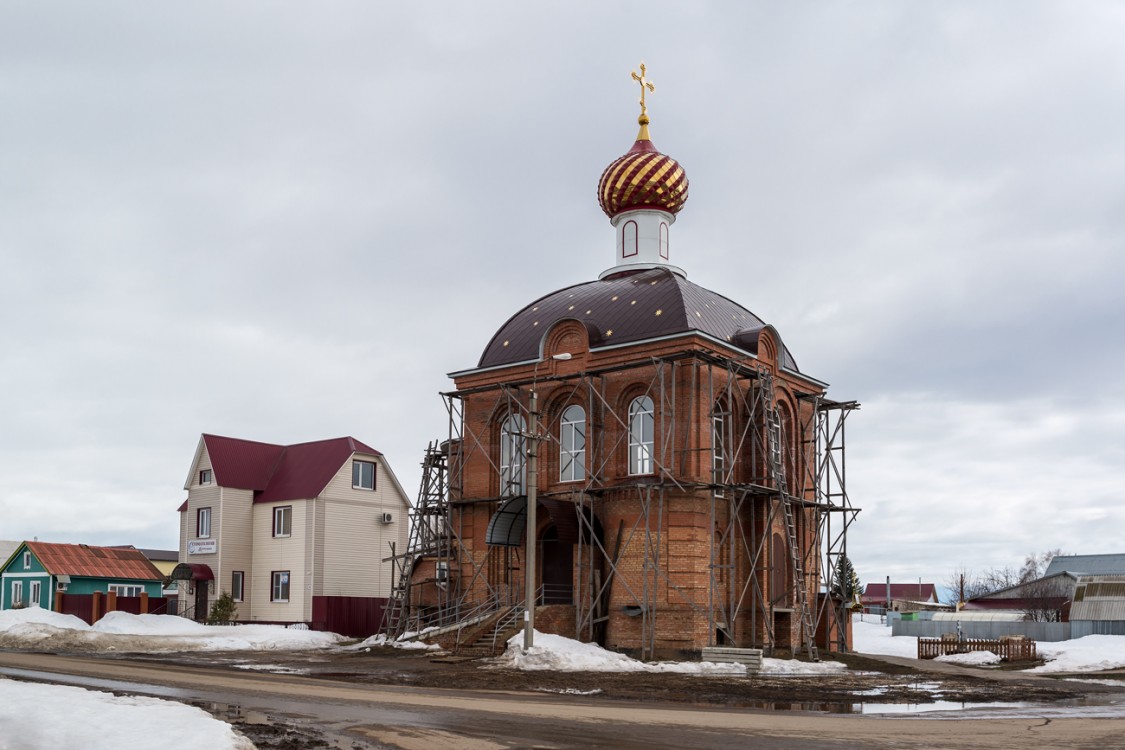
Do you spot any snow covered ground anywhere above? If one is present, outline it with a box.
[491,630,847,675]
[0,608,344,652]
[0,678,254,750]
[852,613,1125,674]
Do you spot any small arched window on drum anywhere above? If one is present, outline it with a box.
[622,220,638,258]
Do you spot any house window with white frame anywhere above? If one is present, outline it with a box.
[559,404,586,482]
[22,551,30,570]
[231,571,244,602]
[11,581,23,608]
[628,395,655,475]
[271,571,290,602]
[273,505,292,537]
[29,581,41,607]
[199,469,212,485]
[197,507,212,538]
[108,584,143,598]
[352,460,376,490]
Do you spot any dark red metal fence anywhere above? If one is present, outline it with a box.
[57,594,167,624]
[59,593,94,625]
[311,596,387,638]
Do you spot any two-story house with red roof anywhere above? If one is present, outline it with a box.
[176,434,410,629]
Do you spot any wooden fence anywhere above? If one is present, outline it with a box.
[57,592,167,625]
[311,596,387,638]
[917,637,1037,662]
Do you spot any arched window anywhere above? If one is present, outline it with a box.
[500,414,526,497]
[659,222,669,259]
[712,400,732,493]
[559,405,586,482]
[628,395,654,475]
[622,220,638,258]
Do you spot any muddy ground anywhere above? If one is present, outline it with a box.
[140,645,1123,749]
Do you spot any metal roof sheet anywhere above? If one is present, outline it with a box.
[1044,554,1125,577]
[24,541,163,581]
[201,434,381,505]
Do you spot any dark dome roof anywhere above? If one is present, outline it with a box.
[478,268,799,370]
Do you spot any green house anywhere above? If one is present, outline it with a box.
[0,541,163,611]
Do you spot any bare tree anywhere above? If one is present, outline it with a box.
[943,567,994,606]
[1021,574,1072,622]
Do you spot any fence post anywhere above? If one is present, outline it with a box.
[91,591,103,623]
[106,590,118,618]
[54,589,64,613]
[140,592,150,614]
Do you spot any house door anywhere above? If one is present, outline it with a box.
[194,582,209,622]
[539,524,573,605]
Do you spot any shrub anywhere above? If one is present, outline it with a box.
[207,591,238,624]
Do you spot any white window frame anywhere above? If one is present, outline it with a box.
[273,505,292,538]
[628,395,655,475]
[199,468,212,485]
[352,459,376,490]
[11,581,23,607]
[712,403,732,496]
[499,413,527,497]
[231,571,245,602]
[271,571,290,602]
[29,580,41,607]
[22,551,30,570]
[559,405,586,482]
[108,584,143,598]
[197,507,212,539]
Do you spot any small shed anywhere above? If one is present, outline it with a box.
[1070,575,1125,637]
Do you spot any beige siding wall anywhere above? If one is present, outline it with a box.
[250,500,309,622]
[218,487,254,619]
[318,454,409,598]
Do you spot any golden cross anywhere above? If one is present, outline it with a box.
[631,62,655,119]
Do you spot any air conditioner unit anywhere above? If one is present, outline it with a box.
[380,512,393,524]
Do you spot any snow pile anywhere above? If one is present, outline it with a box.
[850,615,919,658]
[492,631,844,675]
[1031,635,1125,673]
[935,650,1001,666]
[352,633,442,651]
[0,608,342,652]
[0,678,254,750]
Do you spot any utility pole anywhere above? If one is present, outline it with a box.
[523,388,539,651]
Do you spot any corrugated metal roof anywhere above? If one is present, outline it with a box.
[25,542,163,581]
[1044,554,1125,578]
[201,434,381,505]
[1070,575,1125,622]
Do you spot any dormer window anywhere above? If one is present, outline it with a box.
[199,469,212,485]
[352,460,376,490]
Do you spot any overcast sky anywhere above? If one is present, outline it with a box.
[2,3,1123,592]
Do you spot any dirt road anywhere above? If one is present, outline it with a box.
[2,650,1124,749]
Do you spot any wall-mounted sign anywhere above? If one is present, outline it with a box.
[187,539,217,555]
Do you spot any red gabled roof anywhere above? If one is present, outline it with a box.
[26,542,164,581]
[861,582,938,603]
[202,434,381,504]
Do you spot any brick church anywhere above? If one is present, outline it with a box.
[399,66,857,659]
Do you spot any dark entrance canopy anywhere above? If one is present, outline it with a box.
[485,496,580,547]
[170,562,214,581]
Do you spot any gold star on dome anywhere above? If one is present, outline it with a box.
[606,329,614,337]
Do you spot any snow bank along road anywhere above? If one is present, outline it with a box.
[2,651,1124,750]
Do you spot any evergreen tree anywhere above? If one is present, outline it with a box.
[833,554,861,606]
[207,591,238,624]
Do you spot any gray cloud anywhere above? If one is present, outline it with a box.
[2,3,1123,591]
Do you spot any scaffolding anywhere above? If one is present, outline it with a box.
[383,348,859,658]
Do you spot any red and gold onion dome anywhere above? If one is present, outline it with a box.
[597,113,689,219]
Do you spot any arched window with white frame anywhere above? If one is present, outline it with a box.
[628,395,655,475]
[500,413,526,497]
[659,221,669,259]
[559,405,586,482]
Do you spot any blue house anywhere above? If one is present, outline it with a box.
[0,541,163,611]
